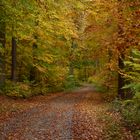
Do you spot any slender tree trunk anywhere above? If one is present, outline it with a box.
[117,22,126,99]
[84,67,87,81]
[117,46,126,99]
[117,0,126,99]
[118,54,125,99]
[11,37,16,81]
[30,15,38,82]
[30,40,37,82]
[69,63,74,75]
[30,66,36,81]
[69,39,76,76]
[0,1,6,86]
[0,23,6,86]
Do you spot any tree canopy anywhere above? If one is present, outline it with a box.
[0,0,139,98]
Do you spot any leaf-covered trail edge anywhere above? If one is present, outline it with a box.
[0,87,133,140]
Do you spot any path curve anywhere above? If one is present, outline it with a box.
[0,87,133,140]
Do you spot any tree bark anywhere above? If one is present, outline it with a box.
[0,2,6,86]
[118,54,125,99]
[0,23,6,86]
[11,37,16,81]
[30,40,37,82]
[117,0,126,99]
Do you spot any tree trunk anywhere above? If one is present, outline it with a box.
[30,67,36,81]
[69,63,74,76]
[69,39,76,76]
[11,37,16,81]
[30,41,37,82]
[0,23,6,86]
[118,54,125,99]
[0,1,6,86]
[117,0,126,99]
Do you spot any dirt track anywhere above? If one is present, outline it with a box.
[0,87,133,140]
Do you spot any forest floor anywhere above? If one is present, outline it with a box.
[0,86,133,140]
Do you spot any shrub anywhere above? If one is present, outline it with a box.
[3,81,32,98]
[111,99,140,139]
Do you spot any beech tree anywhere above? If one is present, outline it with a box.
[0,3,6,86]
[0,0,139,98]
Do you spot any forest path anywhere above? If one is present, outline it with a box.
[0,86,132,140]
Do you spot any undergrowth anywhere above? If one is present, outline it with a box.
[111,99,140,139]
